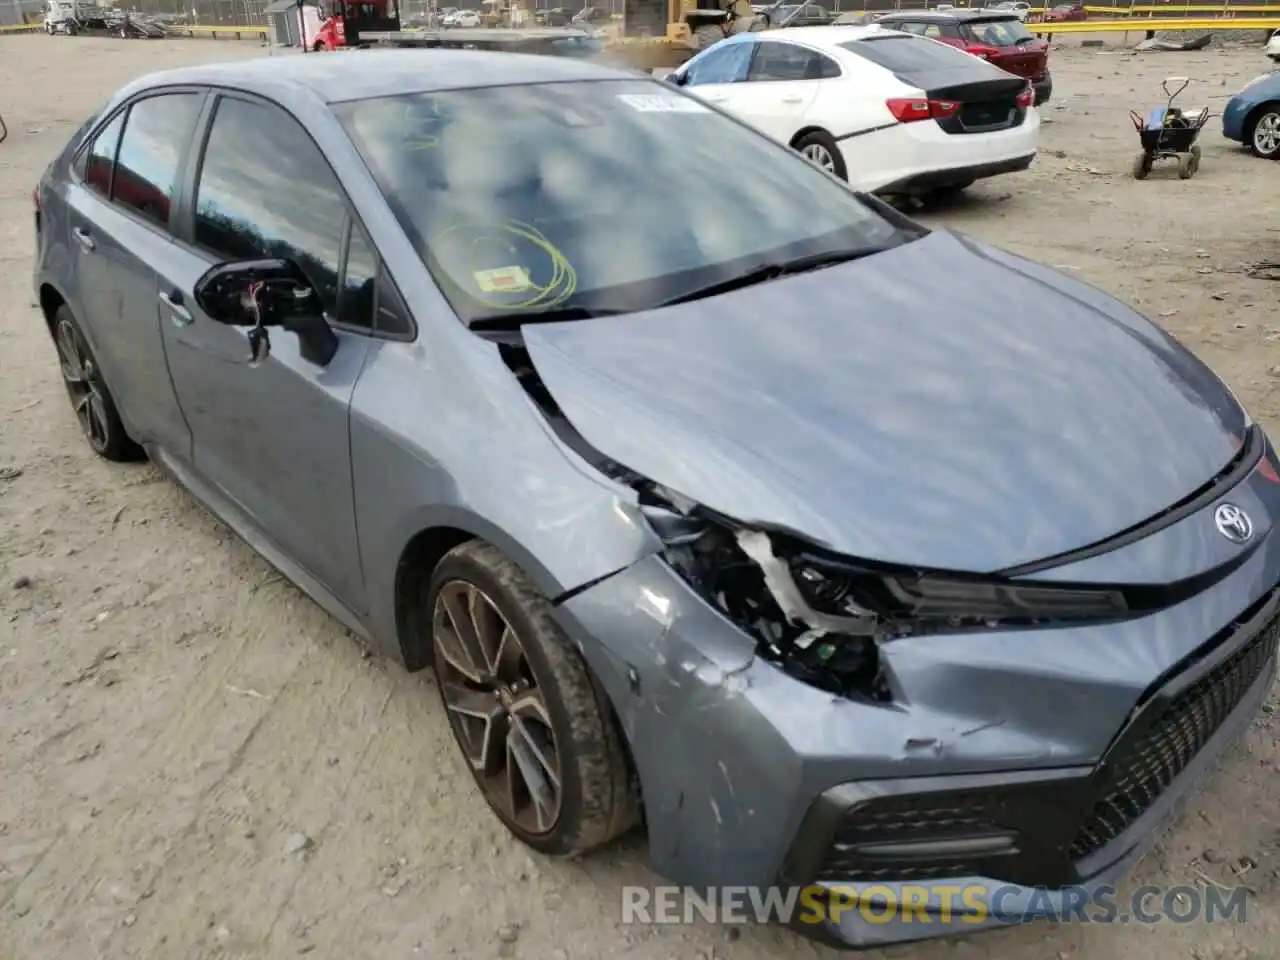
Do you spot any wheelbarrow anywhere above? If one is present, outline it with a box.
[1128,77,1210,180]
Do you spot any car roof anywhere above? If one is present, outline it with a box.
[121,48,629,105]
[877,8,1020,19]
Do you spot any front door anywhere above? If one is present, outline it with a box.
[157,93,372,610]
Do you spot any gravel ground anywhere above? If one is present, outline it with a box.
[1,32,1280,960]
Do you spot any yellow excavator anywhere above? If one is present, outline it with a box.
[604,0,762,71]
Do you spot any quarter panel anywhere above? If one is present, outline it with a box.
[349,335,663,661]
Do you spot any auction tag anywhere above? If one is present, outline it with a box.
[616,94,709,113]
[473,265,532,294]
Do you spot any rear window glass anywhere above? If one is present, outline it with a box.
[965,17,1033,46]
[839,34,983,71]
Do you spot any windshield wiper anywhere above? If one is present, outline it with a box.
[468,305,627,331]
[657,247,889,308]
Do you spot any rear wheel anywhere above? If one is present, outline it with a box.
[1177,152,1196,179]
[1248,105,1280,159]
[428,542,637,856]
[312,39,327,51]
[51,306,143,462]
[793,130,847,181]
[1132,151,1153,179]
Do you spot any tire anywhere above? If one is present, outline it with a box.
[691,23,725,50]
[1132,151,1152,180]
[1248,105,1280,159]
[427,541,637,857]
[312,40,326,51]
[1177,152,1195,179]
[51,306,143,462]
[793,129,847,181]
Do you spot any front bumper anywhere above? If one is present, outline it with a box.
[553,451,1280,947]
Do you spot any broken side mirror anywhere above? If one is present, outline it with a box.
[193,258,339,367]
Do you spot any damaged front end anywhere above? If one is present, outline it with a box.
[500,334,1157,701]
[643,495,1138,699]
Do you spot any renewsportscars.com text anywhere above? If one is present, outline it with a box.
[621,883,1249,926]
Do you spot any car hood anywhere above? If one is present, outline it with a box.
[523,230,1246,573]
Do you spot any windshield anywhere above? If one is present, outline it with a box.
[335,79,901,324]
[966,17,1033,45]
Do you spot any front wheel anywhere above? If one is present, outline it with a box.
[428,541,637,856]
[793,130,848,180]
[1248,106,1280,159]
[312,39,327,51]
[1132,151,1153,179]
[1178,152,1197,179]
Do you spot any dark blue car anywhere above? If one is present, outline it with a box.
[1223,69,1280,158]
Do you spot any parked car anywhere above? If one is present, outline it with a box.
[874,9,1051,105]
[987,0,1030,21]
[669,26,1039,195]
[1265,26,1280,62]
[454,8,481,25]
[1043,0,1086,21]
[1223,69,1280,159]
[35,48,1280,949]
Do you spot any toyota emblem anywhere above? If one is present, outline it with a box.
[1214,503,1254,545]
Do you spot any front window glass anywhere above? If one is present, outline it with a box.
[335,79,902,324]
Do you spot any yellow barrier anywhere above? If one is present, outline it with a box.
[1078,4,1280,11]
[1034,13,1280,28]
[168,24,268,38]
[0,22,41,32]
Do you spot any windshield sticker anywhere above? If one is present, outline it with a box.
[616,94,710,113]
[473,265,533,294]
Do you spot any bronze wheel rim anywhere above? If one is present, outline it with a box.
[55,319,109,453]
[432,580,563,834]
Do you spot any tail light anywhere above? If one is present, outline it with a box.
[885,97,961,123]
[1016,85,1034,109]
[963,44,1000,60]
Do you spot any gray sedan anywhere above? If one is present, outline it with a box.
[33,49,1280,946]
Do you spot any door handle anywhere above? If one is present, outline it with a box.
[72,227,95,252]
[781,95,804,104]
[159,289,193,326]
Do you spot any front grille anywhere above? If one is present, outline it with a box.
[791,594,1279,890]
[1069,611,1280,861]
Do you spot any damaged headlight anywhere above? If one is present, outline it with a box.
[792,553,1129,625]
[647,502,1130,699]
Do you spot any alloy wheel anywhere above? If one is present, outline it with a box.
[802,142,836,172]
[55,318,110,453]
[1254,112,1280,156]
[432,580,563,834]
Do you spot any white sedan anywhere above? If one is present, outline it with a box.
[667,25,1040,196]
[1266,27,1280,62]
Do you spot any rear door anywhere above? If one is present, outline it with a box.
[731,39,833,141]
[63,90,205,457]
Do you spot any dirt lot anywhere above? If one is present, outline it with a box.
[2,30,1280,960]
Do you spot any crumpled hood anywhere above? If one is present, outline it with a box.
[523,230,1246,573]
